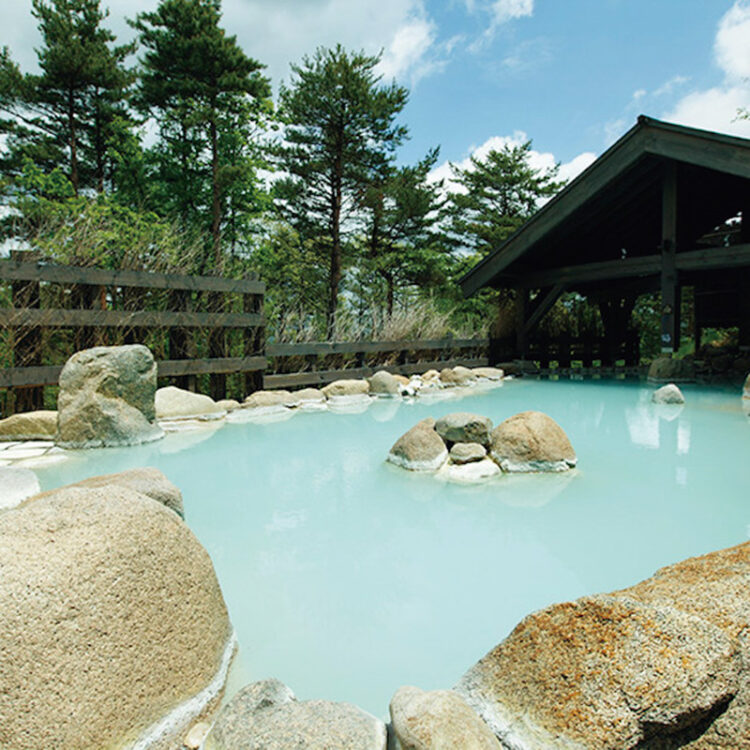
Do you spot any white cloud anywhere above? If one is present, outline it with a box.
[428,130,595,196]
[490,0,534,27]
[662,2,750,137]
[652,75,689,98]
[2,0,446,90]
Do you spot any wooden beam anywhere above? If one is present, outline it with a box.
[0,258,266,295]
[661,162,678,353]
[522,284,566,335]
[0,308,264,329]
[501,243,750,289]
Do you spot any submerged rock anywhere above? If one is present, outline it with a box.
[0,410,57,441]
[0,467,40,510]
[652,382,686,405]
[56,345,164,448]
[156,385,225,420]
[322,379,371,398]
[449,442,487,464]
[388,417,448,472]
[436,412,493,446]
[28,467,184,517]
[367,370,401,397]
[648,356,695,383]
[489,410,576,472]
[438,458,500,483]
[285,388,326,408]
[0,484,234,750]
[390,686,501,750]
[456,594,738,750]
[205,687,387,750]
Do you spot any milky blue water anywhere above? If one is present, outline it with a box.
[34,379,749,717]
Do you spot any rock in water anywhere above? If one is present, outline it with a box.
[0,484,234,750]
[205,694,386,750]
[435,412,493,446]
[456,596,738,750]
[489,410,576,472]
[647,356,695,383]
[457,541,750,749]
[390,686,501,750]
[367,370,401,397]
[0,467,41,510]
[321,379,371,398]
[0,410,57,441]
[56,345,163,448]
[439,367,476,387]
[652,382,686,405]
[242,390,292,410]
[28,467,184,518]
[449,442,487,464]
[472,367,504,381]
[156,386,225,420]
[387,418,448,471]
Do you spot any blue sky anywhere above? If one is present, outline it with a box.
[3,0,750,183]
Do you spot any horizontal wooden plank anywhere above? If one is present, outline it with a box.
[263,357,489,390]
[510,243,750,289]
[0,308,265,329]
[0,355,268,388]
[0,258,266,295]
[267,338,489,357]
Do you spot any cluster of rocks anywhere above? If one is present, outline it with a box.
[388,410,577,482]
[0,468,234,750]
[190,540,750,749]
[0,344,506,455]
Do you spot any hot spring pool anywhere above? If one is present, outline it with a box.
[33,378,750,717]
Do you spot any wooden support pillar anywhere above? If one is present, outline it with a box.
[515,288,529,358]
[660,162,679,355]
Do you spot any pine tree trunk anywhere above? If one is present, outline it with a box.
[210,115,222,268]
[68,89,79,195]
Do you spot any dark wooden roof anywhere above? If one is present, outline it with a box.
[460,116,750,296]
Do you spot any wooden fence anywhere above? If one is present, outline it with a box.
[264,338,490,389]
[0,254,491,415]
[0,254,265,413]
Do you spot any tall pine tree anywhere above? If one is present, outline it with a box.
[275,45,408,337]
[131,0,271,267]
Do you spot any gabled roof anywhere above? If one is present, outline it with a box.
[460,116,750,296]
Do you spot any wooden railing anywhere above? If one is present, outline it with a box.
[0,254,265,413]
[264,338,489,389]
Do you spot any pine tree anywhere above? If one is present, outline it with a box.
[448,140,564,257]
[275,45,409,337]
[131,0,271,267]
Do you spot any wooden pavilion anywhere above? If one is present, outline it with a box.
[460,116,750,367]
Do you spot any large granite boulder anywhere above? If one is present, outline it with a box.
[648,356,695,383]
[28,467,184,517]
[0,483,234,750]
[489,411,576,472]
[56,345,163,448]
[652,382,686,405]
[322,379,371,398]
[0,410,57,441]
[390,686,501,750]
[156,385,225,420]
[457,541,750,749]
[367,370,401,397]
[457,595,738,750]
[387,418,448,472]
[0,467,40,510]
[205,679,386,750]
[436,412,493,446]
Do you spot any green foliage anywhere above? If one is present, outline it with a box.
[275,44,409,335]
[447,140,563,257]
